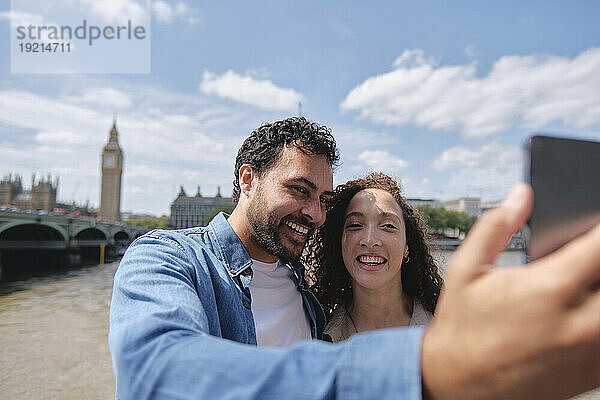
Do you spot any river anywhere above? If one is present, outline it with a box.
[0,251,598,399]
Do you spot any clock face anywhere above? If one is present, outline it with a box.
[104,155,115,167]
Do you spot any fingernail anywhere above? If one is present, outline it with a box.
[502,184,527,209]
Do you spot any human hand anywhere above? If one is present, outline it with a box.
[421,183,600,400]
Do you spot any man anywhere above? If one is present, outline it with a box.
[110,117,600,399]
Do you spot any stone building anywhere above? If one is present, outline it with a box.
[442,197,481,218]
[0,173,58,210]
[169,186,233,229]
[406,198,442,209]
[99,119,124,222]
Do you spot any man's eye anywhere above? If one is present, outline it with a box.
[293,186,308,195]
[320,196,330,204]
[345,223,362,229]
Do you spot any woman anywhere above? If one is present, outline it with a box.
[306,172,443,342]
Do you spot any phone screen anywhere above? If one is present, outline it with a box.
[525,135,600,261]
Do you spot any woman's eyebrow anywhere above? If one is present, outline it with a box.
[344,211,363,220]
[380,211,401,221]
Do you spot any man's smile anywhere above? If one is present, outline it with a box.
[285,220,310,236]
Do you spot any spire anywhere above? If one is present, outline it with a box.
[216,186,222,198]
[109,114,119,141]
[177,185,187,197]
[196,185,202,197]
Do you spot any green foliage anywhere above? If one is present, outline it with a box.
[123,215,170,231]
[204,206,234,225]
[417,206,476,234]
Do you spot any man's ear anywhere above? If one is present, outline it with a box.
[238,164,256,198]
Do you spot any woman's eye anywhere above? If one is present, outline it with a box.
[382,223,397,229]
[345,223,362,229]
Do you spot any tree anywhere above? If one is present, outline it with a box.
[204,206,234,225]
[417,206,476,235]
[123,215,170,231]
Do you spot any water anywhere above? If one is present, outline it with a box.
[0,253,598,399]
[434,249,526,271]
[0,262,118,399]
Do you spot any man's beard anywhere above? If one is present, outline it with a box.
[246,188,312,263]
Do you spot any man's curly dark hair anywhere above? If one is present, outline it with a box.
[305,172,443,317]
[232,117,340,203]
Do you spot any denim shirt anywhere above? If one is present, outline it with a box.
[109,212,425,400]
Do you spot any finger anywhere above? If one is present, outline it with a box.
[566,289,600,346]
[534,222,600,291]
[450,183,533,284]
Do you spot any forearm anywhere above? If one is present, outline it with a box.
[110,319,425,400]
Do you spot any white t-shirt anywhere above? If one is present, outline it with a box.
[248,259,311,347]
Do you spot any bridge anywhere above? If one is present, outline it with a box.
[0,210,144,279]
[431,236,524,251]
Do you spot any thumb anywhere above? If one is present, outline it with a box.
[449,183,533,285]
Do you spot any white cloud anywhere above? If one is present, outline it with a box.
[199,70,305,112]
[392,49,437,69]
[341,47,600,138]
[63,87,132,109]
[3,1,149,29]
[152,1,200,25]
[464,45,476,59]
[431,142,517,170]
[431,142,522,201]
[0,10,70,45]
[152,1,174,23]
[0,84,254,214]
[357,150,409,172]
[0,10,46,27]
[35,131,87,146]
[74,0,148,24]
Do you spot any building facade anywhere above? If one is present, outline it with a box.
[99,119,124,222]
[0,173,58,210]
[442,197,481,218]
[169,186,233,229]
[407,198,442,209]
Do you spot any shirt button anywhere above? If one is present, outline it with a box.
[242,300,250,309]
[230,269,236,275]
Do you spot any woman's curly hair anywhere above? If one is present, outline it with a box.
[304,172,443,317]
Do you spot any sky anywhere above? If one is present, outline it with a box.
[1,0,599,216]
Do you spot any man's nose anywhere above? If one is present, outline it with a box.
[302,198,325,227]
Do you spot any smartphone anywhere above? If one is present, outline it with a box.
[524,135,600,261]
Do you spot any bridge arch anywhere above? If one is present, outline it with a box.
[73,228,108,247]
[114,231,130,242]
[0,223,68,249]
[0,221,69,243]
[72,225,110,241]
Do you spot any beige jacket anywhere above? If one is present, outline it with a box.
[323,301,433,343]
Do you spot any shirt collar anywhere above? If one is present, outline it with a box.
[208,212,307,286]
[208,212,253,278]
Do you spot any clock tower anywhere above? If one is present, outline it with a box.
[99,118,124,221]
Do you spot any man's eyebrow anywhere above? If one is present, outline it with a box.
[289,177,334,197]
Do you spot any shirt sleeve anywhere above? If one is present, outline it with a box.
[109,234,424,400]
